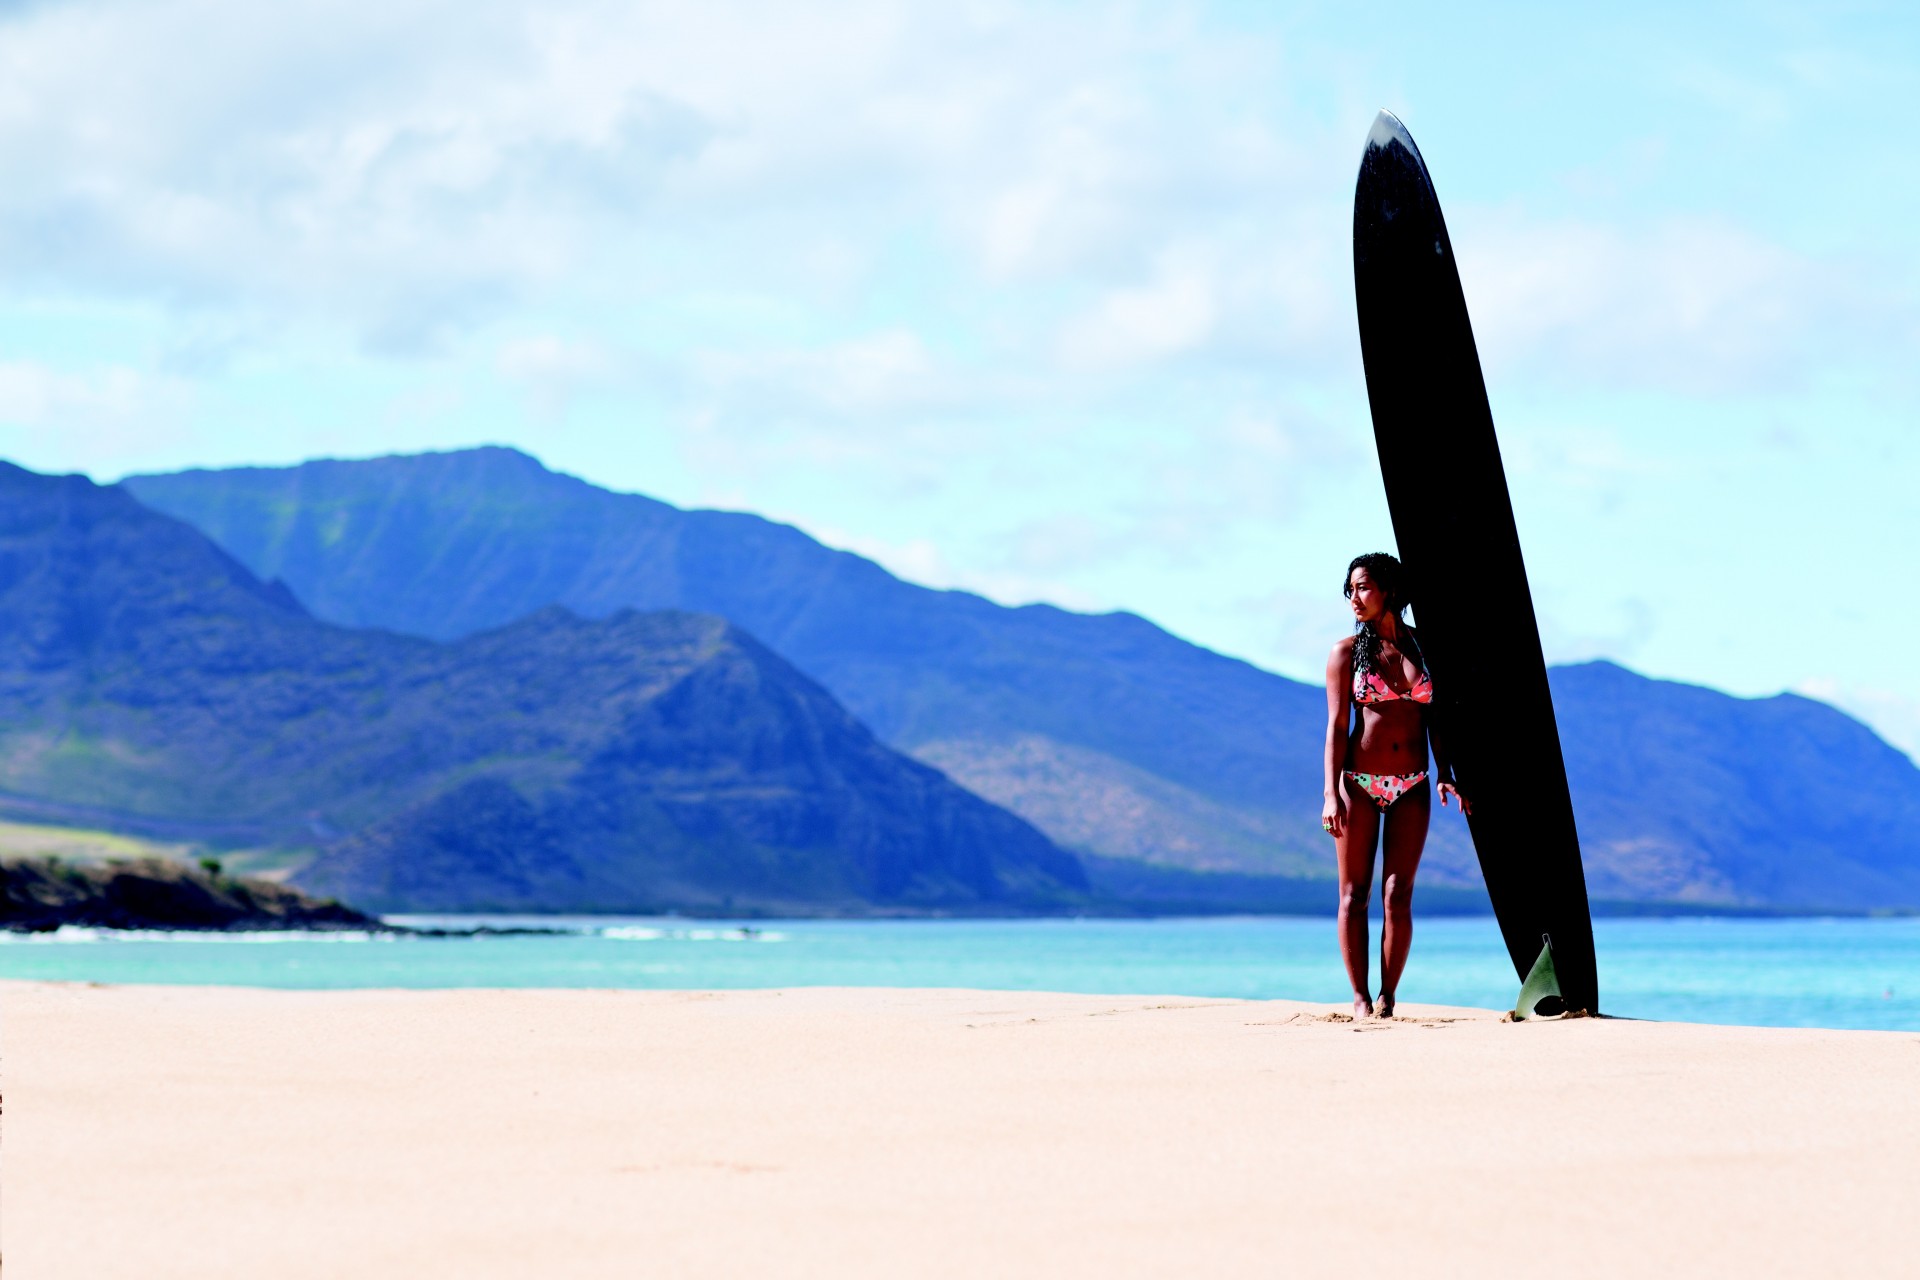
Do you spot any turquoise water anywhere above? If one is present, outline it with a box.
[4,915,1918,1031]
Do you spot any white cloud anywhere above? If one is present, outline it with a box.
[683,328,959,450]
[497,335,609,383]
[1456,212,1893,395]
[1533,597,1658,668]
[0,1,1903,420]
[798,521,1112,613]
[0,1,717,339]
[2,0,1914,736]
[990,514,1130,577]
[497,334,612,419]
[37,0,1883,466]
[0,359,196,468]
[1056,253,1218,370]
[0,0,1357,358]
[740,330,940,415]
[0,361,152,426]
[1226,585,1352,683]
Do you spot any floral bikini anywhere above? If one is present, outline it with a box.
[1345,658,1433,811]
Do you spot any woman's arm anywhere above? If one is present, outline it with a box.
[1426,713,1471,816]
[1323,640,1353,836]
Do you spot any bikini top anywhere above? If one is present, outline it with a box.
[1352,657,1433,706]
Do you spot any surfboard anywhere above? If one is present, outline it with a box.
[1351,110,1599,1012]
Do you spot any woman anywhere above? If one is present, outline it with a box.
[1322,552,1468,1019]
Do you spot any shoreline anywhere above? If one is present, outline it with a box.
[12,896,1919,934]
[6,980,1915,1277]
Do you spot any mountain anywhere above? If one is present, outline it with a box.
[1553,661,1920,908]
[0,463,1084,914]
[126,447,1920,912]
[125,448,1338,879]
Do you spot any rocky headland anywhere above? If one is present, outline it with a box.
[2,856,377,932]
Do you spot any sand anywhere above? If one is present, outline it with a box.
[4,981,1916,1278]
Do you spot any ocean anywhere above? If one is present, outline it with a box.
[4,914,1917,1032]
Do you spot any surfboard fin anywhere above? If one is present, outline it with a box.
[1513,934,1566,1020]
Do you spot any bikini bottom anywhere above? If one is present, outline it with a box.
[1344,770,1428,812]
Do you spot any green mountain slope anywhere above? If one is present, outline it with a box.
[0,463,1084,913]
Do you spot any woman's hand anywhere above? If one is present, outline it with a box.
[1436,780,1471,816]
[1321,792,1346,839]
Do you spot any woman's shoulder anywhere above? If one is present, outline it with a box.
[1324,634,1357,687]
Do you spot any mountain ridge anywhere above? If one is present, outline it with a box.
[124,447,1920,912]
[0,461,1086,913]
[125,447,1332,870]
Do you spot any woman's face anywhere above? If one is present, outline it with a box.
[1347,568,1388,625]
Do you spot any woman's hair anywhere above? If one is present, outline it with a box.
[1343,551,1409,615]
[1344,551,1424,678]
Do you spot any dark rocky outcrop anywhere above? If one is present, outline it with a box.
[2,857,375,931]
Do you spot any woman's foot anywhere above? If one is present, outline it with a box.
[1376,992,1395,1019]
[1353,994,1374,1019]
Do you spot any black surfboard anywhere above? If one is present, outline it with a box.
[1351,111,1598,1012]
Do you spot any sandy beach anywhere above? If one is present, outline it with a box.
[4,981,1915,1277]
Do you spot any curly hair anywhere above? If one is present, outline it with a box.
[1343,551,1425,681]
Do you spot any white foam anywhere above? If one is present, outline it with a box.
[0,926,395,944]
[596,926,786,943]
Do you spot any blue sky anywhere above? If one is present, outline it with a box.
[2,0,1918,757]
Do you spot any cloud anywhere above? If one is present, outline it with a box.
[1,0,1903,420]
[798,521,1113,613]
[0,0,1361,358]
[0,359,197,466]
[988,514,1132,577]
[0,361,152,426]
[692,329,944,420]
[1532,597,1658,668]
[497,335,610,383]
[497,334,613,420]
[1225,585,1352,680]
[1456,212,1902,396]
[671,327,998,493]
[1056,252,1218,371]
[0,0,719,342]
[3,0,1908,742]
[0,359,197,437]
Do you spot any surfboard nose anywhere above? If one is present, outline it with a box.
[1366,110,1414,156]
[1356,110,1436,225]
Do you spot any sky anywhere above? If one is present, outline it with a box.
[1,0,1918,758]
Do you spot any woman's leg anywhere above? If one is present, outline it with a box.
[1376,779,1432,1017]
[1336,777,1382,1017]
